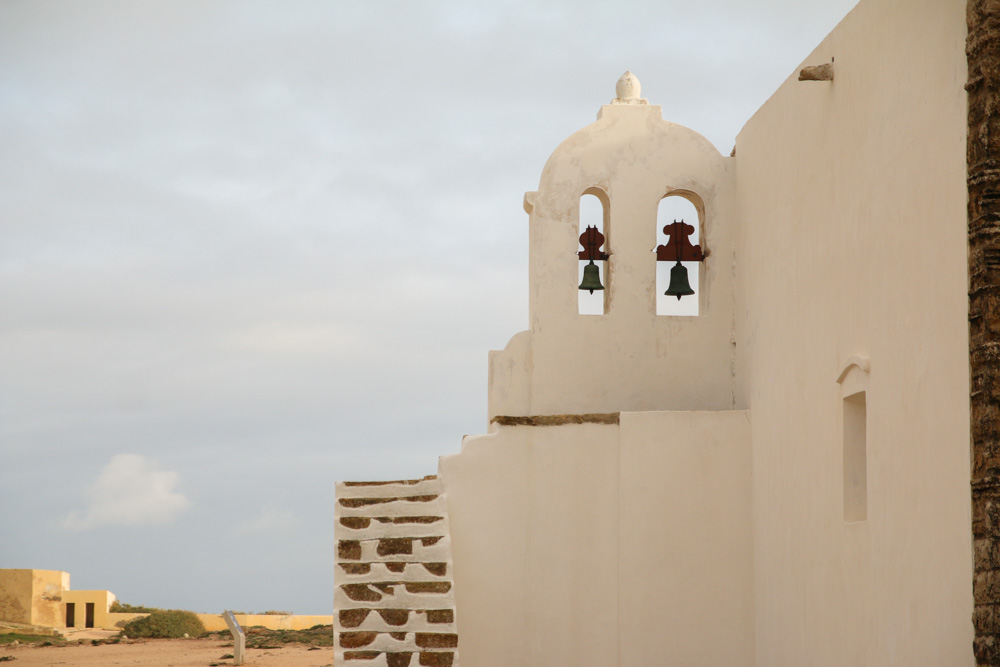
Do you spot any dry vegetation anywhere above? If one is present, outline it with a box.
[204,624,333,649]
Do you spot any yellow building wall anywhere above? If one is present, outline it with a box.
[198,613,333,632]
[63,590,116,629]
[0,570,35,625]
[0,569,122,630]
[29,570,68,628]
[0,569,70,628]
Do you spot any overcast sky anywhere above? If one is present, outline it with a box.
[1,0,857,616]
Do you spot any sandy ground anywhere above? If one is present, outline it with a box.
[1,634,333,667]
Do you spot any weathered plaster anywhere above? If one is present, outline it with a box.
[0,570,71,629]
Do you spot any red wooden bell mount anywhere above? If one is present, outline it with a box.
[656,220,702,262]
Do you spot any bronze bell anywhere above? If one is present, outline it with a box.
[664,262,694,300]
[579,260,604,294]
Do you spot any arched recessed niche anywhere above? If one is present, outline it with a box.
[578,187,610,316]
[656,192,703,316]
[837,358,870,523]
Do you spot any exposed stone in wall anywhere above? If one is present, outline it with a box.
[969,1,1000,664]
[490,412,620,427]
[335,476,459,667]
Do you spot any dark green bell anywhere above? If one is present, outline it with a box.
[578,260,604,294]
[664,262,694,300]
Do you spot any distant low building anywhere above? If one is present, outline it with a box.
[0,568,335,634]
[0,568,115,631]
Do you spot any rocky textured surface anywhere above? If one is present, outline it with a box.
[334,476,458,667]
[490,412,620,427]
[969,1,1000,664]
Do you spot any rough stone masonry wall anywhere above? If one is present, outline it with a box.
[969,2,1000,664]
[334,476,458,667]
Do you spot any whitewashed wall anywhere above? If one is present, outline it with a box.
[440,411,752,667]
[734,0,973,663]
[433,2,974,663]
[488,89,737,419]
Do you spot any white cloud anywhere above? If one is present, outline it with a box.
[64,453,191,530]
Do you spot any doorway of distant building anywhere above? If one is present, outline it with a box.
[85,602,95,628]
[65,602,75,628]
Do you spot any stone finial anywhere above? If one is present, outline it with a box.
[617,71,640,99]
[612,71,648,105]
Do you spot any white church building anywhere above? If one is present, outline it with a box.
[335,0,976,664]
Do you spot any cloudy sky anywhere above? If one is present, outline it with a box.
[1,0,856,616]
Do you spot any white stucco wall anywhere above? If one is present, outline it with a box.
[734,0,972,663]
[618,410,754,666]
[440,422,618,667]
[438,2,974,661]
[440,410,752,667]
[488,96,737,419]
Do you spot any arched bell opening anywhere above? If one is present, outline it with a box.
[656,193,703,316]
[578,188,610,315]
